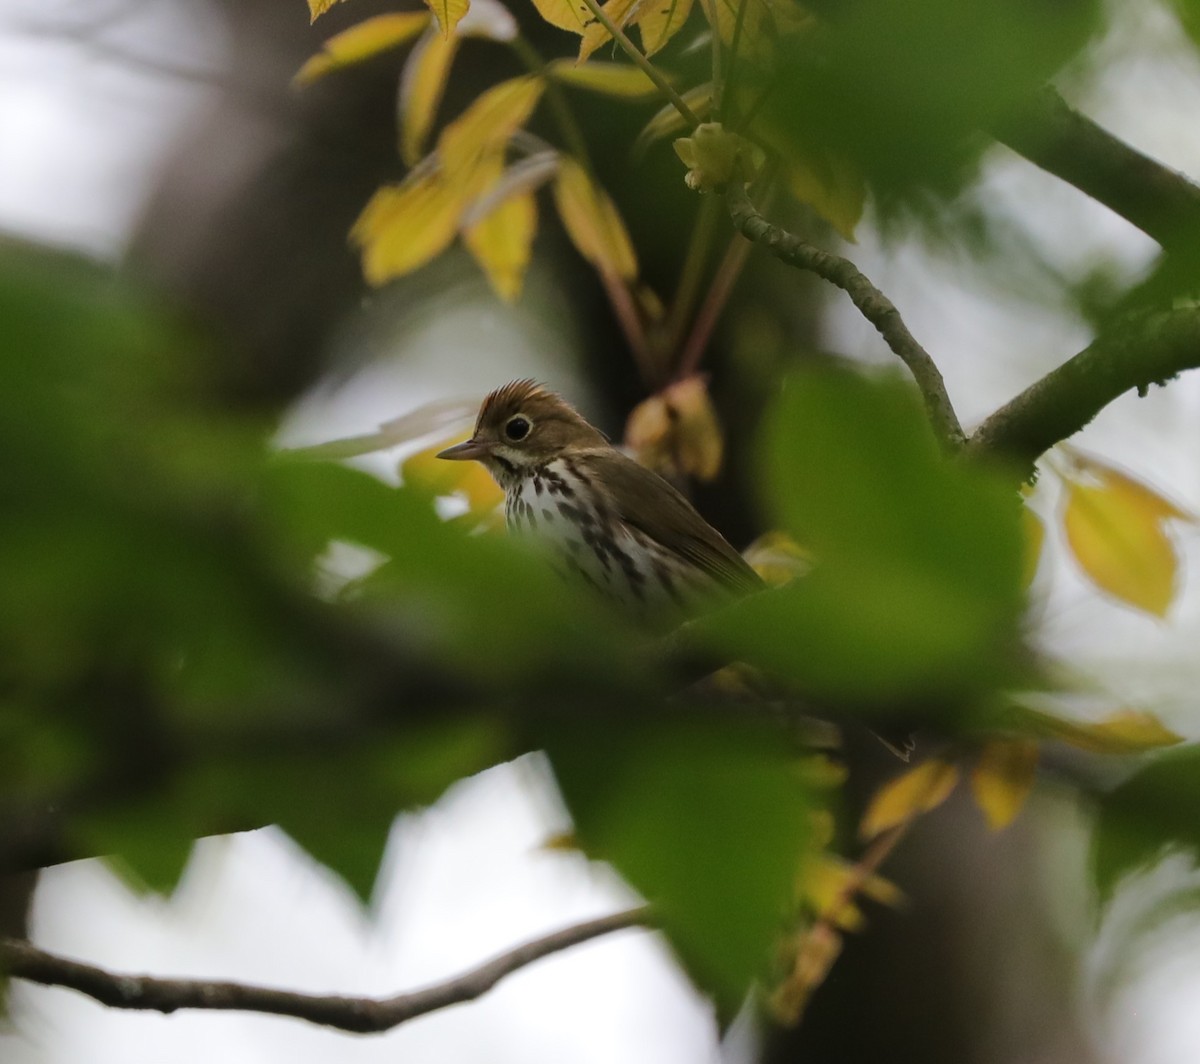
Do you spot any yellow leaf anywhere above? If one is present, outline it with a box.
[638,0,695,54]
[578,0,639,62]
[464,152,560,227]
[400,30,460,166]
[403,435,505,514]
[742,531,812,587]
[802,857,903,931]
[804,859,867,931]
[860,760,959,840]
[785,151,866,242]
[970,740,1038,831]
[1080,457,1194,521]
[422,0,471,37]
[351,168,477,285]
[1063,461,1192,617]
[308,0,346,22]
[295,13,431,85]
[1035,708,1184,754]
[771,923,842,1025]
[625,375,723,480]
[553,158,638,280]
[462,159,538,302]
[547,59,661,98]
[439,76,547,173]
[530,0,593,33]
[634,84,712,153]
[1021,506,1044,587]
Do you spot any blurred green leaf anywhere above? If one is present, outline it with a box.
[698,369,1024,706]
[545,717,812,1015]
[263,459,649,688]
[766,0,1101,202]
[1170,0,1200,51]
[74,717,511,902]
[84,812,197,897]
[1093,745,1200,906]
[0,244,547,883]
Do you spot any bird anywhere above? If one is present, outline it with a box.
[437,379,762,621]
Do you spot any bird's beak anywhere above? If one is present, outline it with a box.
[436,438,489,461]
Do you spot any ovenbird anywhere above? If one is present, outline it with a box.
[438,379,762,619]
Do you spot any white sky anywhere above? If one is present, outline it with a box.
[4,0,1200,1061]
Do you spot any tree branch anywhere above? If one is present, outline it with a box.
[995,87,1200,253]
[725,183,965,449]
[967,306,1200,471]
[1,907,651,1034]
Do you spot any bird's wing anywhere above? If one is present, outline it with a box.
[586,450,763,595]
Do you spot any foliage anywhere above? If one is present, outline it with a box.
[6,0,1200,1045]
[288,0,1200,1022]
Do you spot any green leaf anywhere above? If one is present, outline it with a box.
[113,718,511,905]
[545,717,812,1014]
[767,0,1101,201]
[698,369,1024,707]
[1093,745,1200,906]
[76,806,197,897]
[263,458,642,686]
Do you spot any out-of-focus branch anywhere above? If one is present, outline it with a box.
[967,306,1200,471]
[1,908,651,1034]
[725,183,965,449]
[995,88,1200,253]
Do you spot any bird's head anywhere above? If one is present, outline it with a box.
[437,379,608,482]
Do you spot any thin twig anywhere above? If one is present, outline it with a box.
[1,908,652,1034]
[576,0,700,127]
[725,182,964,449]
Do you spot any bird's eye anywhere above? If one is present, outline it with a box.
[504,415,531,441]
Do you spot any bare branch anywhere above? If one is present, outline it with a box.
[967,306,1200,472]
[1,907,652,1034]
[725,183,965,449]
[996,88,1200,254]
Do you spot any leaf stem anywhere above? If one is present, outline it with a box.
[576,0,700,128]
[675,187,765,378]
[698,0,724,120]
[723,0,751,127]
[599,268,654,385]
[663,194,722,368]
[509,37,593,170]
